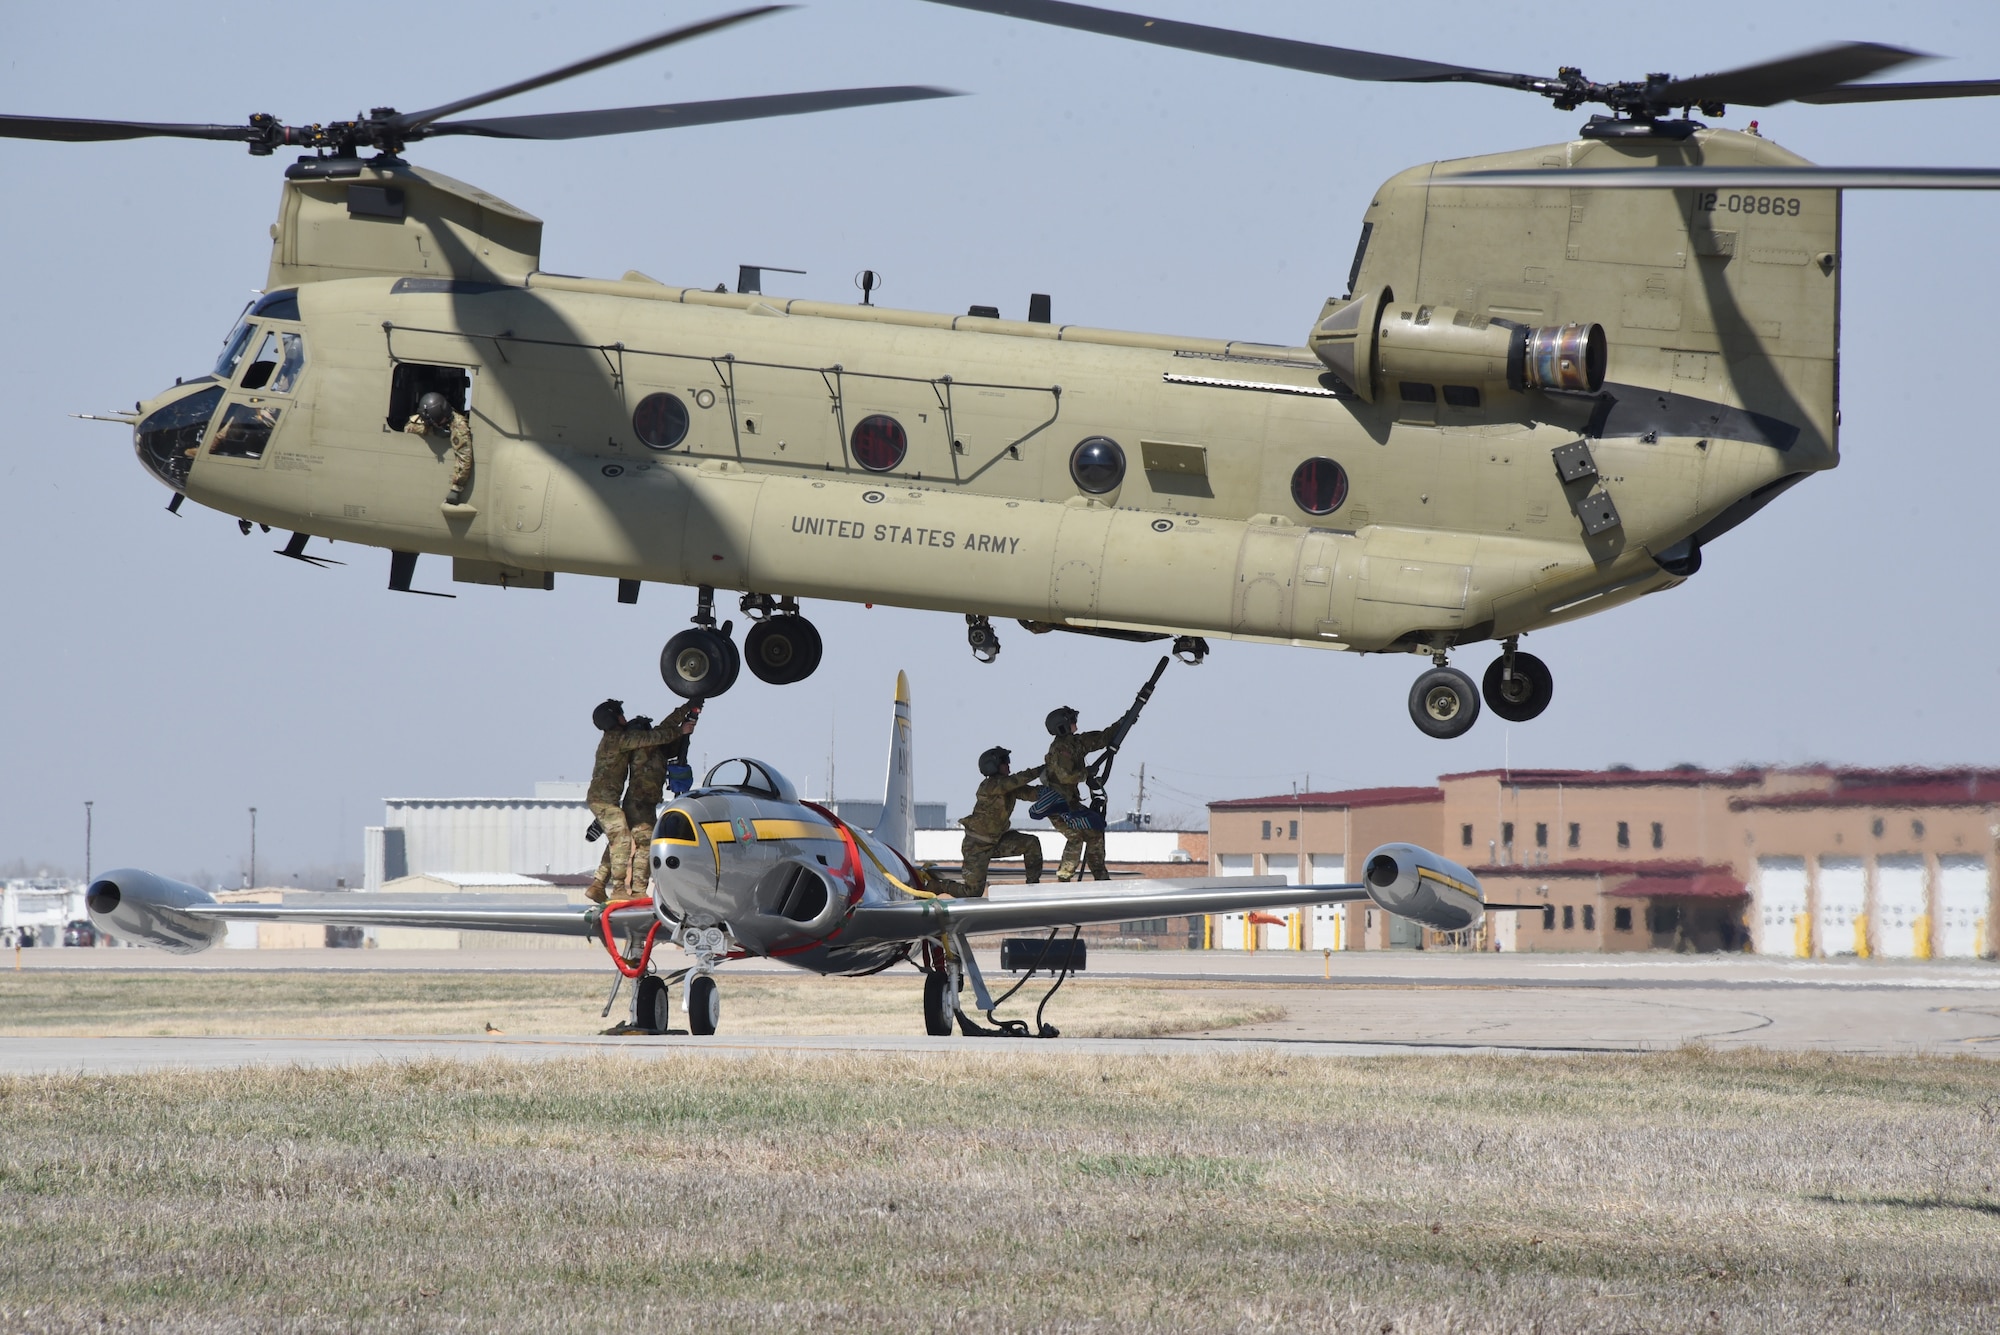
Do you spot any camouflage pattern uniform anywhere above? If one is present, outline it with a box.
[957,764,1045,896]
[405,410,474,500]
[621,702,700,891]
[585,714,691,901]
[1045,728,1112,881]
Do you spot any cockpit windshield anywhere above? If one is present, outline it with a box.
[240,330,306,393]
[213,322,256,379]
[698,759,799,803]
[134,385,224,490]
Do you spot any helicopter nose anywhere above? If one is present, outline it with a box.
[133,381,225,492]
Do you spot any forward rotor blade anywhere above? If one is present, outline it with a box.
[1439,165,2000,190]
[1801,79,2000,104]
[1662,41,1927,108]
[0,113,253,144]
[429,86,959,141]
[920,0,1538,90]
[395,6,793,132]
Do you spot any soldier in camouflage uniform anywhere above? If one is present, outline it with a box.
[619,701,702,893]
[957,745,1045,896]
[584,699,697,904]
[1043,705,1128,882]
[404,391,475,504]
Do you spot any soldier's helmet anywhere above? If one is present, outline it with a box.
[416,391,452,428]
[626,715,653,731]
[978,746,1011,777]
[592,698,625,731]
[1045,706,1079,736]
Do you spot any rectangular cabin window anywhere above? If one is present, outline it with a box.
[208,404,281,460]
[387,362,472,431]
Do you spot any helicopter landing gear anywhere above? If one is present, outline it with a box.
[967,614,1001,663]
[661,585,740,699]
[1482,640,1554,723]
[741,594,822,685]
[1172,635,1210,666]
[1409,652,1481,740]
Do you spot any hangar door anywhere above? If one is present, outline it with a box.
[1310,854,1346,950]
[1938,856,1990,957]
[1214,855,1252,949]
[1873,856,1927,959]
[1755,857,1807,957]
[1816,858,1866,957]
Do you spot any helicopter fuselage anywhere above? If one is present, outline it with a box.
[135,125,1836,663]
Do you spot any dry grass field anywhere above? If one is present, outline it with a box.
[0,969,1279,1039]
[1,1049,1997,1332]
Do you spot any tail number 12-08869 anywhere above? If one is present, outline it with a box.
[1695,193,1801,216]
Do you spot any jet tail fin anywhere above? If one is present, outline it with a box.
[869,670,915,856]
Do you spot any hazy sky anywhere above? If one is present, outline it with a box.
[3,0,1997,883]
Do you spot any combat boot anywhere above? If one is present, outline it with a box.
[585,878,608,905]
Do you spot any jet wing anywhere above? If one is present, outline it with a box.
[842,876,1367,941]
[179,901,652,938]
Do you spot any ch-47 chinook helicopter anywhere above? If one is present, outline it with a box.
[82,674,1497,1036]
[13,2,2000,739]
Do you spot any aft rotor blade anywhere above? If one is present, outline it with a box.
[1801,79,2000,104]
[1440,165,2000,189]
[1661,41,1927,108]
[0,113,253,144]
[919,0,1539,90]
[430,86,959,141]
[396,6,793,132]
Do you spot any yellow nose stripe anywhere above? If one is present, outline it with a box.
[752,819,839,842]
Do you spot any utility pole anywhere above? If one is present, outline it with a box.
[84,801,93,886]
[248,807,257,889]
[1133,763,1148,827]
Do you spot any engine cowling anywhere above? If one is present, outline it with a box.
[1361,843,1488,933]
[1311,287,1605,403]
[86,869,225,954]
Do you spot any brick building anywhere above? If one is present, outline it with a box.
[1208,767,1998,957]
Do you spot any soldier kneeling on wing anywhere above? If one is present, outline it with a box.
[958,745,1045,897]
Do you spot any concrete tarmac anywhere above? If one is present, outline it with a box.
[5,947,1997,1074]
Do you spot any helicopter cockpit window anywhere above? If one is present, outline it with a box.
[239,332,282,390]
[214,322,257,380]
[250,289,300,321]
[209,403,281,460]
[270,333,306,394]
[699,758,798,803]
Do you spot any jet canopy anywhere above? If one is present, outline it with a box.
[696,759,798,803]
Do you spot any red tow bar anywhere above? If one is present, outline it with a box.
[598,898,662,978]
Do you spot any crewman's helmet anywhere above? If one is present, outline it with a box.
[1045,706,1079,736]
[592,698,625,731]
[626,714,653,731]
[978,746,1011,778]
[416,391,452,428]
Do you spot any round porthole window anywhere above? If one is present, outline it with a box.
[850,414,907,472]
[1291,457,1349,515]
[1070,435,1125,494]
[632,392,690,450]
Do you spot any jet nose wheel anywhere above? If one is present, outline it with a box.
[1409,665,1481,739]
[744,615,823,685]
[687,974,720,1036]
[662,625,740,699]
[1482,651,1554,723]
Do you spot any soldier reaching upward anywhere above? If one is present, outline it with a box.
[958,745,1045,897]
[1042,706,1123,882]
[404,391,475,505]
[619,700,702,894]
[584,699,697,904]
